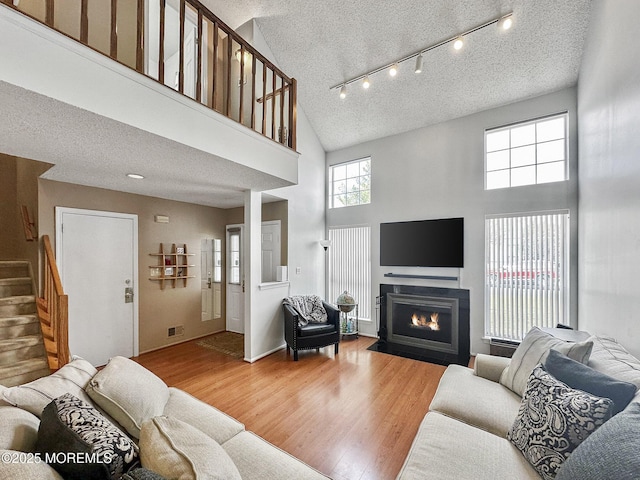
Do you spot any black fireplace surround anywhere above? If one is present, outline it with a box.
[374,284,470,366]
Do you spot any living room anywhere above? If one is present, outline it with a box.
[1,0,639,479]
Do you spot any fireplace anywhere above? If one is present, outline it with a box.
[374,284,470,366]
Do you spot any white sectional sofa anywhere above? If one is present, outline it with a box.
[396,329,640,480]
[0,355,329,480]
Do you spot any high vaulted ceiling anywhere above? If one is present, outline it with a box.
[203,0,592,152]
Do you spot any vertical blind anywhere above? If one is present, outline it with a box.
[328,226,371,320]
[485,211,569,341]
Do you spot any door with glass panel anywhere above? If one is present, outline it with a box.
[226,226,244,333]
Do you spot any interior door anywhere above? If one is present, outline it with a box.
[56,208,138,367]
[226,226,244,333]
[261,221,281,282]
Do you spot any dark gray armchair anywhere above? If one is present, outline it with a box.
[283,301,340,361]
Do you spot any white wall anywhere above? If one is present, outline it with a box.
[327,88,579,354]
[238,21,327,361]
[577,1,640,358]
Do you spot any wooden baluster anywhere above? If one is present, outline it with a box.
[239,45,245,125]
[271,67,276,140]
[212,22,218,110]
[178,0,185,93]
[159,0,166,83]
[290,78,297,150]
[250,55,256,130]
[279,76,285,144]
[196,9,202,102]
[80,0,88,44]
[45,0,54,27]
[110,0,117,59]
[226,37,232,116]
[136,0,144,72]
[262,63,267,135]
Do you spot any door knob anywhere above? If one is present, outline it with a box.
[124,287,134,303]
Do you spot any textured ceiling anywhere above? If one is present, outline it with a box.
[203,0,592,151]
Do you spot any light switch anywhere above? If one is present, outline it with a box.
[296,267,301,275]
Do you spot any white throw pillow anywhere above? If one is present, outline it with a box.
[499,327,593,396]
[86,356,169,439]
[1,357,97,417]
[139,416,242,480]
[0,406,40,452]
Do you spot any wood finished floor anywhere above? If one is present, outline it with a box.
[135,335,447,480]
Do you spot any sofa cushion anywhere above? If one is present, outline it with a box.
[0,406,40,452]
[544,348,637,415]
[35,393,139,480]
[499,327,593,396]
[139,416,242,480]
[120,468,167,480]
[86,356,169,439]
[430,364,522,437]
[0,449,64,479]
[587,336,640,389]
[507,365,613,480]
[396,412,539,480]
[222,430,331,480]
[1,357,97,417]
[163,388,244,445]
[555,401,640,480]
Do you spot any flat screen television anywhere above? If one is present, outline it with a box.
[380,217,464,267]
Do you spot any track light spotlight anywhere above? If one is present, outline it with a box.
[362,76,371,89]
[389,63,398,77]
[414,54,423,74]
[499,14,513,30]
[339,84,347,99]
[453,37,464,50]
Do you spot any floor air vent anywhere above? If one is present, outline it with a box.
[168,325,185,338]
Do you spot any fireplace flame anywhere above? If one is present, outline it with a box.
[410,312,440,331]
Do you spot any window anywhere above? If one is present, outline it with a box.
[329,157,371,208]
[229,231,241,284]
[213,238,222,283]
[485,113,568,190]
[327,226,371,321]
[485,211,570,341]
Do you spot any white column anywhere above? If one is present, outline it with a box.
[243,190,262,362]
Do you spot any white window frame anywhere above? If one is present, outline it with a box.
[485,113,568,190]
[329,157,371,209]
[485,210,570,341]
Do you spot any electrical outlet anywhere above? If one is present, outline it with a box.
[296,267,301,275]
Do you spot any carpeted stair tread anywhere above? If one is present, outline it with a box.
[0,277,31,286]
[0,358,50,387]
[0,335,44,353]
[0,314,39,327]
[0,295,36,306]
[0,262,30,279]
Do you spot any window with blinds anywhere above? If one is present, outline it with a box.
[485,211,570,341]
[328,226,371,321]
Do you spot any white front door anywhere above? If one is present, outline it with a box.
[201,238,222,321]
[226,226,244,333]
[56,208,138,367]
[261,221,281,282]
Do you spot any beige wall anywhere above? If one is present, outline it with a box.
[38,179,228,353]
[0,155,52,276]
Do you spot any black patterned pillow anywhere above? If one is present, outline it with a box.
[35,393,139,480]
[507,365,613,480]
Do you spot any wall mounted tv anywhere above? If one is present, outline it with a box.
[380,217,464,268]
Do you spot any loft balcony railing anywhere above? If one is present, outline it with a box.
[2,0,297,150]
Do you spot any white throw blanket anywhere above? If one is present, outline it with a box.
[283,295,328,326]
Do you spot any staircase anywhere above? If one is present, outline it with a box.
[0,261,51,387]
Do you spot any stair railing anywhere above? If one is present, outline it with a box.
[37,235,69,371]
[1,0,297,151]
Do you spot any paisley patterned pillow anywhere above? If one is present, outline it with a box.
[507,365,613,480]
[35,393,139,480]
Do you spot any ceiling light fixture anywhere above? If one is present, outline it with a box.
[414,54,423,74]
[126,173,145,179]
[331,11,513,97]
[339,84,347,99]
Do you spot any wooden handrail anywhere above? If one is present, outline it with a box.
[37,235,69,371]
[2,0,297,150]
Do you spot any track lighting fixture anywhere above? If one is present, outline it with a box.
[331,11,513,98]
[414,54,423,74]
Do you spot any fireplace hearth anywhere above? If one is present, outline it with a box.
[370,284,470,366]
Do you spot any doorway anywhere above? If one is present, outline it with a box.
[55,208,138,367]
